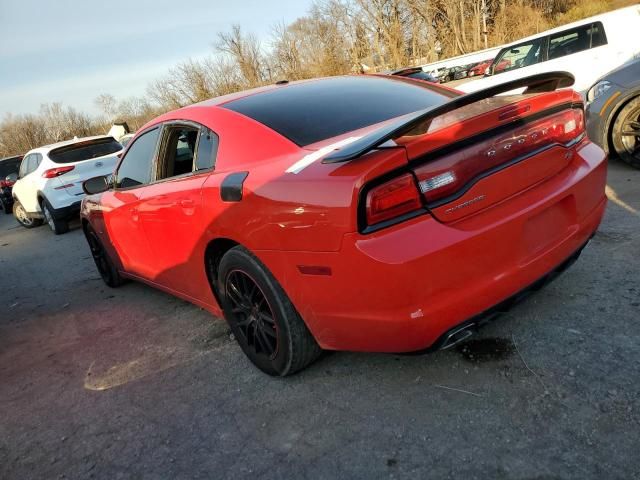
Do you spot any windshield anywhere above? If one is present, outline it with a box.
[491,38,544,75]
[49,138,122,164]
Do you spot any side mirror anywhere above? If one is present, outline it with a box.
[83,175,110,195]
[5,173,18,183]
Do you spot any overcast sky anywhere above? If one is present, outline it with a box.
[0,0,313,117]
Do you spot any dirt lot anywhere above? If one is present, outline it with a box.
[1,160,639,479]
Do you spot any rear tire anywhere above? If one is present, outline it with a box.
[216,246,322,376]
[13,201,43,228]
[611,97,640,169]
[84,225,124,288]
[41,199,69,235]
[0,199,11,214]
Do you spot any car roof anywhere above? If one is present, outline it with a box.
[0,155,23,162]
[27,135,116,154]
[216,75,455,146]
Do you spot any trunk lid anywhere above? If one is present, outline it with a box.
[404,91,584,222]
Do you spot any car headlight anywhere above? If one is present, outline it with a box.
[587,81,612,103]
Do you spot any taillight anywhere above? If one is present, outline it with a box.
[414,108,585,203]
[365,173,422,226]
[42,165,75,178]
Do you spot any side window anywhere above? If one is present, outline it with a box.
[492,38,544,74]
[18,155,31,178]
[32,153,42,171]
[156,126,198,180]
[548,24,592,60]
[116,128,160,188]
[589,22,607,48]
[195,127,218,171]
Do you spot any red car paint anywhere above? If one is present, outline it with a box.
[470,59,511,76]
[81,75,607,353]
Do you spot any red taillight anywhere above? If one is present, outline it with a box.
[365,173,422,226]
[414,108,585,203]
[42,165,75,178]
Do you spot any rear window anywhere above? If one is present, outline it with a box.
[0,158,22,177]
[49,137,122,164]
[223,76,454,146]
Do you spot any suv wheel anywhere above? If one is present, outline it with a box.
[13,200,43,228]
[216,246,322,376]
[41,199,69,235]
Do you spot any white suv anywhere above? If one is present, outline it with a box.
[11,136,122,234]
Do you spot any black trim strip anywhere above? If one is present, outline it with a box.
[323,71,575,164]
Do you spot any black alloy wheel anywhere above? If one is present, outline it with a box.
[612,97,640,168]
[225,270,279,359]
[84,226,124,288]
[216,246,322,376]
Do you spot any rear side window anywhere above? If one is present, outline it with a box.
[49,137,122,164]
[223,76,453,146]
[548,22,608,60]
[195,128,218,170]
[116,128,160,188]
[589,22,607,48]
[19,154,42,177]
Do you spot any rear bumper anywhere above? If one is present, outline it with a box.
[257,140,608,352]
[50,201,81,221]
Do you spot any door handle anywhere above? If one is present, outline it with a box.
[179,199,195,208]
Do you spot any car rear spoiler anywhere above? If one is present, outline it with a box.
[322,71,575,164]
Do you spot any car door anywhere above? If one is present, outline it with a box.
[98,127,161,278]
[136,122,219,300]
[13,154,42,212]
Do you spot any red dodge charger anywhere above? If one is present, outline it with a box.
[81,73,607,375]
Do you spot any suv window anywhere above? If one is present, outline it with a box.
[491,38,545,74]
[19,154,42,177]
[116,128,160,188]
[157,126,198,180]
[589,22,607,48]
[549,24,594,60]
[49,137,122,164]
[18,155,30,178]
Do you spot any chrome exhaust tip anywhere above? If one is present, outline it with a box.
[439,323,476,350]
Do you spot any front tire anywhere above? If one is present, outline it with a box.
[84,225,124,288]
[611,97,640,169]
[216,246,322,376]
[41,199,69,235]
[13,201,43,228]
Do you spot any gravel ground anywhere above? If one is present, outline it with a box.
[0,159,638,480]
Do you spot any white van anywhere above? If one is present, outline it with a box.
[458,4,640,95]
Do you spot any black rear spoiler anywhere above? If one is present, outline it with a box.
[322,71,575,164]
